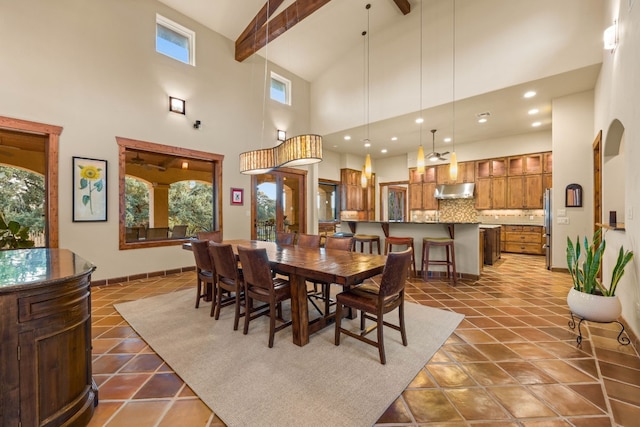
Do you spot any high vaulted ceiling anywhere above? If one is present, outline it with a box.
[158,0,602,159]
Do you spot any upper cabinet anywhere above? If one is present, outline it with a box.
[409,166,438,210]
[507,153,543,175]
[476,158,506,178]
[436,161,474,184]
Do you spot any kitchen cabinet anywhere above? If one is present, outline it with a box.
[436,161,474,184]
[476,158,507,178]
[507,174,543,209]
[340,168,363,211]
[543,152,553,173]
[503,225,544,255]
[481,225,502,264]
[408,166,437,210]
[507,153,543,175]
[476,176,506,209]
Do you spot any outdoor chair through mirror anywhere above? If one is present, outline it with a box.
[237,246,292,348]
[334,248,412,364]
[208,242,245,328]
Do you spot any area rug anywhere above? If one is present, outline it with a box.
[115,289,463,427]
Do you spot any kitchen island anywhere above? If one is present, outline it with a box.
[340,220,481,280]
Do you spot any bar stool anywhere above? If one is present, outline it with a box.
[384,236,416,278]
[352,234,381,254]
[422,237,457,285]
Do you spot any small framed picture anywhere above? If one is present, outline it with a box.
[73,156,107,222]
[231,188,243,206]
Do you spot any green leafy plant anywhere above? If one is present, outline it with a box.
[0,212,35,249]
[566,228,634,296]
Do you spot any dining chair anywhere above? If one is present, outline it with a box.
[191,240,216,309]
[334,248,412,364]
[296,233,321,248]
[196,230,222,242]
[237,246,292,348]
[208,242,245,329]
[275,231,295,245]
[171,224,188,238]
[146,227,170,240]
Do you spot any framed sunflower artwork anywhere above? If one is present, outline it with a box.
[73,156,107,222]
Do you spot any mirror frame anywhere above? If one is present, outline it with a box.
[116,136,223,250]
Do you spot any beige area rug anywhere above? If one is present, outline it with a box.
[115,289,464,427]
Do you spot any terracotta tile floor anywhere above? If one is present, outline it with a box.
[89,254,640,426]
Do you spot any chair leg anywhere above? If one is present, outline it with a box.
[377,312,386,365]
[195,278,202,308]
[268,301,277,348]
[450,244,457,285]
[214,286,223,320]
[360,309,366,330]
[209,283,217,317]
[243,297,252,335]
[334,302,343,345]
[399,299,408,346]
[233,292,242,330]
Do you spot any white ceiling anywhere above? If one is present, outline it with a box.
[158,0,602,159]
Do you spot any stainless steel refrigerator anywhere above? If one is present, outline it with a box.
[543,188,552,269]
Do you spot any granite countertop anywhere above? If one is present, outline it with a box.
[341,220,480,225]
[479,224,503,229]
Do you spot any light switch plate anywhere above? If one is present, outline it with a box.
[557,217,570,225]
[557,208,566,217]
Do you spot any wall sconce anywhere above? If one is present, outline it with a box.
[604,20,618,51]
[181,161,189,169]
[277,129,286,141]
[193,120,201,129]
[169,96,185,114]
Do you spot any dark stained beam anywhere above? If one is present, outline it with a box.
[235,0,332,62]
[393,0,411,15]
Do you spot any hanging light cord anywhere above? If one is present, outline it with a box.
[452,0,456,152]
[419,0,423,148]
[365,3,371,144]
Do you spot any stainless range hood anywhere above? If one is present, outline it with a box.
[434,183,475,199]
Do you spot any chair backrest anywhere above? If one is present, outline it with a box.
[296,233,321,248]
[196,230,222,242]
[378,248,412,298]
[192,240,214,272]
[208,242,239,282]
[172,225,188,238]
[275,231,295,245]
[147,227,169,240]
[237,246,273,291]
[324,236,354,252]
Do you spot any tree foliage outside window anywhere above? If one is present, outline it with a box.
[0,166,45,232]
[256,189,276,222]
[125,177,150,227]
[169,181,213,234]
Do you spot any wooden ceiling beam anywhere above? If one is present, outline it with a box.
[235,0,332,62]
[393,0,411,15]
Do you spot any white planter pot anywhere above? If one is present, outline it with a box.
[567,287,622,322]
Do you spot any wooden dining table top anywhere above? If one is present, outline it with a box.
[222,239,388,287]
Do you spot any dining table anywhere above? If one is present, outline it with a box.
[210,239,388,347]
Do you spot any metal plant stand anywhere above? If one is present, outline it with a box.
[568,312,630,346]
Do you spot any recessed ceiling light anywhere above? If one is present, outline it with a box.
[524,90,537,98]
[381,149,388,153]
[391,136,397,141]
[528,108,539,115]
[444,137,452,143]
[476,112,490,124]
[478,118,488,124]
[532,121,542,127]
[344,135,351,140]
[415,118,424,124]
[364,142,371,148]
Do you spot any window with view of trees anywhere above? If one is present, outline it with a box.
[117,137,222,249]
[0,166,45,246]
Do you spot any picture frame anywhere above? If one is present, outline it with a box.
[73,156,107,222]
[231,188,244,206]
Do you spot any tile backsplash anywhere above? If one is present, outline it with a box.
[477,209,544,225]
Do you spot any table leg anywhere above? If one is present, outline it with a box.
[289,274,309,346]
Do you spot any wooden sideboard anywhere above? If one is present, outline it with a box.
[0,248,97,427]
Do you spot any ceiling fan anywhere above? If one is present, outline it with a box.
[425,129,449,162]
[130,152,166,171]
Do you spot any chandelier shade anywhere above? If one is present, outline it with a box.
[277,134,323,167]
[239,147,276,174]
[449,151,458,180]
[360,165,368,188]
[364,153,372,179]
[240,134,323,174]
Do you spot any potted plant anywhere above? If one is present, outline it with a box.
[566,228,634,322]
[0,212,35,250]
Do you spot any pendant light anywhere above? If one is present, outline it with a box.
[363,3,373,180]
[361,165,368,188]
[416,0,425,174]
[448,0,458,181]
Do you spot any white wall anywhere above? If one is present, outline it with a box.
[594,0,640,339]
[311,0,604,136]
[551,90,595,270]
[0,0,311,280]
